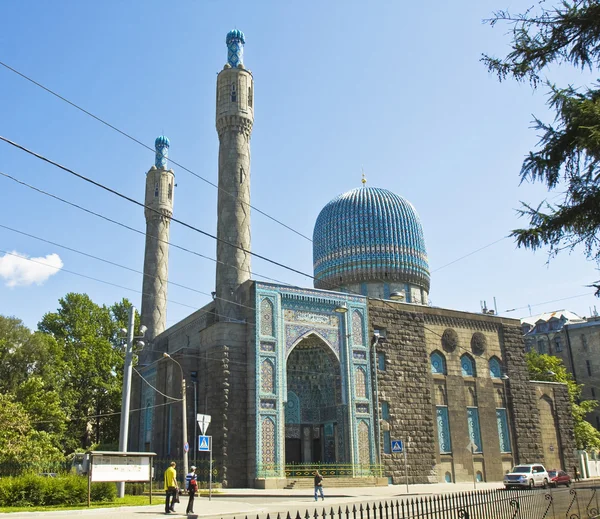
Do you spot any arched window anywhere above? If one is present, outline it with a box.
[489,357,502,378]
[461,354,475,377]
[431,351,446,375]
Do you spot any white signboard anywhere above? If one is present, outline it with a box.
[90,456,151,482]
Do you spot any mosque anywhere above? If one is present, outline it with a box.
[131,31,576,488]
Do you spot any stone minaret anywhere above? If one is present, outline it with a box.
[141,136,175,343]
[215,30,254,321]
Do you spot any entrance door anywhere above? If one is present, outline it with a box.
[285,438,301,463]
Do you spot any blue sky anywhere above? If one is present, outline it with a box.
[1,0,599,330]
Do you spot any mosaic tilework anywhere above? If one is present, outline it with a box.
[261,417,275,466]
[287,340,338,424]
[356,403,369,414]
[285,325,339,358]
[285,424,301,438]
[353,350,367,360]
[226,29,245,67]
[467,407,483,453]
[436,406,452,453]
[355,367,366,398]
[260,298,274,337]
[260,359,275,393]
[496,408,512,453]
[154,136,169,169]
[260,341,275,352]
[358,421,370,464]
[489,357,502,378]
[260,399,276,410]
[285,391,300,424]
[313,187,430,291]
[352,310,364,345]
[430,351,446,374]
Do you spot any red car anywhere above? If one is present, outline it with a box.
[548,469,572,487]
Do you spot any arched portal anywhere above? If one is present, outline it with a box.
[285,334,342,464]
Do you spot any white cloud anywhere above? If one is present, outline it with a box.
[0,251,63,287]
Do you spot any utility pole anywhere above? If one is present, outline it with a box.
[117,306,135,498]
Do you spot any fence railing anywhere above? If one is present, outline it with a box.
[232,485,600,519]
[256,463,385,479]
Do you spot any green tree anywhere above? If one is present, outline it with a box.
[38,293,135,452]
[526,350,600,449]
[483,1,600,289]
[0,316,62,393]
[0,393,63,466]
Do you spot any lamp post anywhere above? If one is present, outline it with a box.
[163,353,189,481]
[190,371,198,467]
[371,334,383,467]
[117,306,146,498]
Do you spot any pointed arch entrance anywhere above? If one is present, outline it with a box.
[285,334,342,464]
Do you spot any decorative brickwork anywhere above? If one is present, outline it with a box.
[368,300,437,483]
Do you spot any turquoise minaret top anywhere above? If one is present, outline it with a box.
[154,135,170,169]
[226,29,245,67]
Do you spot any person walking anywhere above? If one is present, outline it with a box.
[186,465,198,514]
[314,470,324,501]
[164,461,179,514]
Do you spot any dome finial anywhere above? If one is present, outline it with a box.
[155,135,170,169]
[226,29,245,68]
[361,167,367,186]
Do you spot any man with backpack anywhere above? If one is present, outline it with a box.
[186,465,198,514]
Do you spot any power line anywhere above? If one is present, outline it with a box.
[0,59,312,242]
[504,292,593,313]
[0,222,258,315]
[0,170,287,286]
[0,136,316,282]
[430,237,508,273]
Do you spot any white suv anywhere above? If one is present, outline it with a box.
[504,464,549,489]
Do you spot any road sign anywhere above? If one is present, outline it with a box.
[391,440,404,453]
[198,435,212,452]
[197,414,211,435]
[184,442,189,453]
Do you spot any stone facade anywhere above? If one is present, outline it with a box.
[215,63,254,322]
[141,163,174,343]
[368,299,576,484]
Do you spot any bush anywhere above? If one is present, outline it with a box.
[0,474,114,507]
[125,482,146,495]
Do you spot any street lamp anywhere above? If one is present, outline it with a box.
[163,352,189,480]
[117,307,146,498]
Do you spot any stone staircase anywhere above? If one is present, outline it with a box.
[284,477,386,489]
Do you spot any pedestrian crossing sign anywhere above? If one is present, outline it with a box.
[391,440,404,453]
[198,435,212,452]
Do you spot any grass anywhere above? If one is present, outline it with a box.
[0,495,152,513]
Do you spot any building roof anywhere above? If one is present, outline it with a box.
[312,186,429,291]
[521,310,585,327]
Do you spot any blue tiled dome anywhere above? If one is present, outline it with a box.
[313,187,430,291]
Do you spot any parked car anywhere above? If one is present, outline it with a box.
[504,464,549,489]
[548,469,572,487]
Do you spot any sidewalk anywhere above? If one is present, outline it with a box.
[0,482,505,519]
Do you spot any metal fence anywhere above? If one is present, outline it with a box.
[256,463,385,479]
[233,485,600,519]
